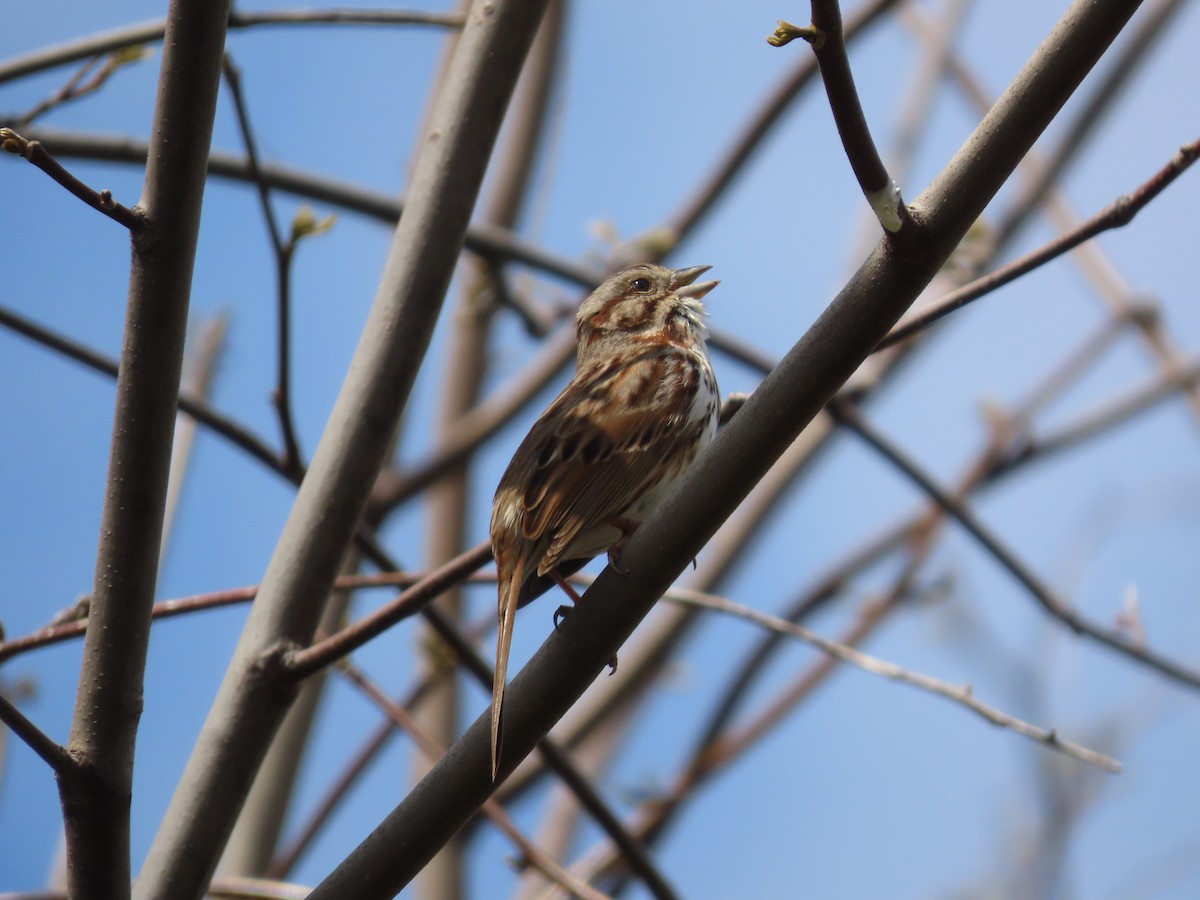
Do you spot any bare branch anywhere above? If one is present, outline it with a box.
[0,9,464,85]
[829,399,1200,691]
[0,692,72,775]
[58,0,232,893]
[309,2,1145,890]
[0,127,143,229]
[339,662,614,900]
[283,543,493,680]
[135,4,551,895]
[220,55,304,474]
[769,1,919,242]
[662,585,1121,772]
[879,136,1200,350]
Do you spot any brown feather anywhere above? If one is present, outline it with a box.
[487,263,720,781]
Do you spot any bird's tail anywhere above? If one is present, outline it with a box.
[492,553,525,781]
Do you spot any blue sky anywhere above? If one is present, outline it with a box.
[3,1,1200,897]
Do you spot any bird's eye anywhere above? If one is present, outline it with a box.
[631,277,652,292]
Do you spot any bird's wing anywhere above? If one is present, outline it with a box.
[499,346,705,575]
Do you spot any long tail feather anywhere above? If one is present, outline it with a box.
[491,554,525,781]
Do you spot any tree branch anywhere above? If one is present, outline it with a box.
[829,399,1200,691]
[0,9,464,85]
[769,1,919,243]
[0,692,73,775]
[57,0,232,894]
[306,1,1145,891]
[338,662,615,900]
[220,55,304,474]
[660,585,1120,772]
[0,127,143,229]
[879,136,1200,350]
[134,3,551,895]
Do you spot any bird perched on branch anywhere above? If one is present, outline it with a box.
[489,263,720,779]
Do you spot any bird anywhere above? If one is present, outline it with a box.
[488,262,720,779]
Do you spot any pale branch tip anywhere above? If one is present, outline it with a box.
[1,125,143,230]
[767,19,826,49]
[0,126,30,155]
[867,179,905,233]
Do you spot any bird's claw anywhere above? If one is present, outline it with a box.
[607,542,629,574]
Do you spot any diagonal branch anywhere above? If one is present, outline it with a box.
[662,585,1121,772]
[0,127,143,229]
[879,136,1200,350]
[307,1,1146,893]
[829,399,1200,691]
[0,692,72,775]
[338,662,615,900]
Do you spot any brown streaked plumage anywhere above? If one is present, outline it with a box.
[489,263,720,779]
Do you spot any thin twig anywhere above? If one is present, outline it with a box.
[338,662,614,900]
[0,127,142,229]
[16,48,148,126]
[283,542,493,680]
[0,10,464,85]
[1002,351,1200,479]
[829,399,1200,691]
[769,2,919,243]
[221,56,304,473]
[658,585,1121,772]
[879,137,1200,350]
[667,0,902,246]
[0,301,285,478]
[0,692,73,774]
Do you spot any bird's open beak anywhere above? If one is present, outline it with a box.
[673,264,719,300]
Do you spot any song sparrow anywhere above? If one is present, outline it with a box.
[489,263,720,779]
